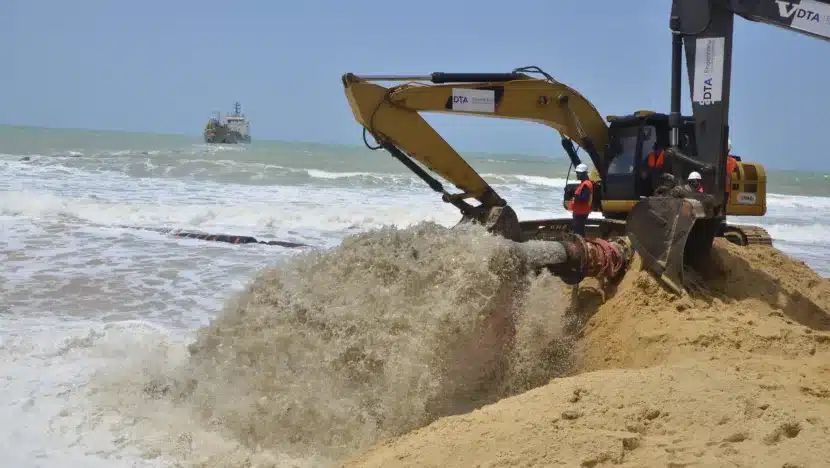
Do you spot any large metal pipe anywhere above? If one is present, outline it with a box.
[514,235,633,285]
[463,203,634,285]
[465,234,634,376]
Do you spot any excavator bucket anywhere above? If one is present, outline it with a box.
[625,196,707,294]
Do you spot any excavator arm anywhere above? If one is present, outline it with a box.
[341,70,609,218]
[665,0,830,205]
[340,69,637,284]
[628,0,830,292]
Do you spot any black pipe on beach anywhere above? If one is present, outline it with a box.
[114,225,310,248]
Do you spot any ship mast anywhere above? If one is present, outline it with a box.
[233,101,242,117]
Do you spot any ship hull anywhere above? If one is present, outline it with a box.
[203,127,251,144]
[203,102,251,144]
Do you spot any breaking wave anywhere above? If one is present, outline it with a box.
[76,222,576,466]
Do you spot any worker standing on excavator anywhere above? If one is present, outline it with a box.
[568,164,593,237]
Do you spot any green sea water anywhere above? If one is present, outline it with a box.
[3,124,828,198]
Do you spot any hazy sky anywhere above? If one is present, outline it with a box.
[3,0,829,170]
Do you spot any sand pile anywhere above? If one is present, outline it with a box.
[345,239,830,468]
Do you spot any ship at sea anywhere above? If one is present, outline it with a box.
[203,102,251,144]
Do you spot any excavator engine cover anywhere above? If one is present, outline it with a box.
[625,196,708,294]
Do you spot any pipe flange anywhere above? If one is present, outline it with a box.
[552,233,587,285]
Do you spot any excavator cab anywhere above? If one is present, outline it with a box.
[560,109,769,292]
[601,111,697,216]
[598,111,766,220]
[560,111,699,226]
[565,113,689,197]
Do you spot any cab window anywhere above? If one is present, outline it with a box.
[607,130,638,175]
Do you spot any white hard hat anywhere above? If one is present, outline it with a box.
[727,138,732,152]
[688,171,702,180]
[575,163,588,173]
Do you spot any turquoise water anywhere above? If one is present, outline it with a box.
[4,125,829,197]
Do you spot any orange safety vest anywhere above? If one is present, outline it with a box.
[647,150,664,169]
[726,156,738,193]
[568,180,593,215]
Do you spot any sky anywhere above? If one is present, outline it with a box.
[2,0,829,170]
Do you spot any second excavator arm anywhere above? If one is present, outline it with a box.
[627,0,830,293]
[668,0,830,206]
[341,69,610,226]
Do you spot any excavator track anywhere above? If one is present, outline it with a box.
[519,218,773,248]
[723,224,774,247]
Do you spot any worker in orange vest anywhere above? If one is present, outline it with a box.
[641,142,667,195]
[726,138,738,195]
[568,164,593,237]
[647,144,665,170]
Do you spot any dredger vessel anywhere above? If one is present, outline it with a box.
[203,102,251,144]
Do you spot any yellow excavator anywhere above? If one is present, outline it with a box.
[341,0,830,293]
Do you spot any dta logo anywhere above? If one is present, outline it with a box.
[776,0,826,23]
[450,88,496,113]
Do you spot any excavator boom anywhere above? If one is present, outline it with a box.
[342,70,609,210]
[340,70,641,285]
